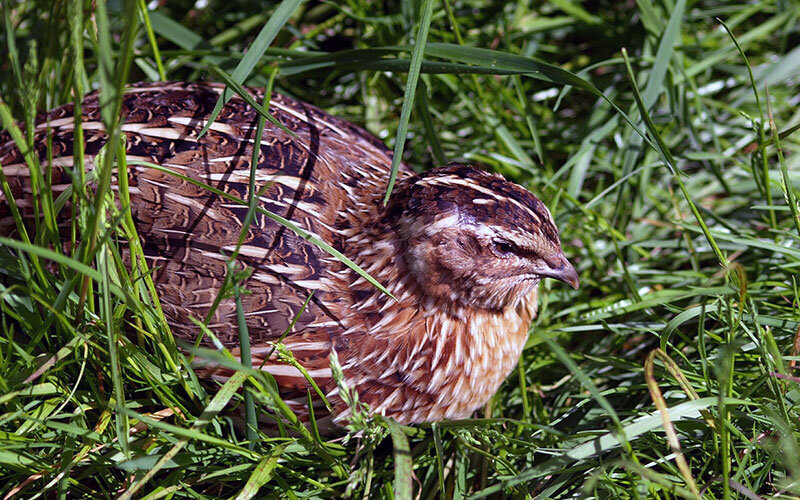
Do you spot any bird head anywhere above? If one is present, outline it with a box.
[395,164,578,311]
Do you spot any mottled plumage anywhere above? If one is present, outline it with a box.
[0,82,578,425]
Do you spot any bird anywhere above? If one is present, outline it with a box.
[0,81,579,426]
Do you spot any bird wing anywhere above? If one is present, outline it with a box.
[0,82,404,347]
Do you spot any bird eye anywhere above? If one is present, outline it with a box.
[492,239,516,255]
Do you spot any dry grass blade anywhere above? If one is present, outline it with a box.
[645,350,701,499]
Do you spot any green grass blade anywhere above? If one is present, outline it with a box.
[386,418,413,500]
[766,86,800,239]
[621,48,727,268]
[138,0,167,80]
[234,444,288,500]
[118,370,253,499]
[415,78,446,166]
[199,0,304,137]
[383,0,435,203]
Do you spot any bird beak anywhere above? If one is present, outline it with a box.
[542,255,580,289]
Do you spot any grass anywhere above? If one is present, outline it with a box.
[1,0,799,497]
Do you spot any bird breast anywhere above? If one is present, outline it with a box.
[331,254,540,423]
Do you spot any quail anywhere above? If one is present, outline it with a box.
[0,82,579,425]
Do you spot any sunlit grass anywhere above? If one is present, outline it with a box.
[1,0,799,498]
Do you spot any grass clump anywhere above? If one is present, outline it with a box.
[1,0,800,498]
